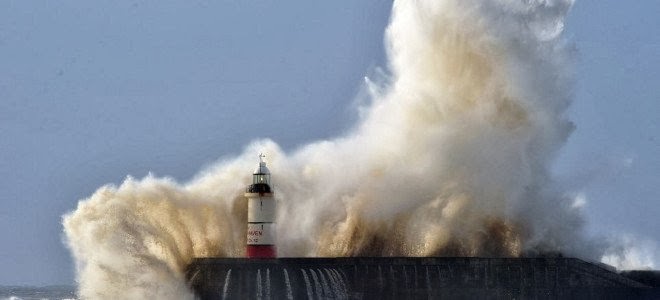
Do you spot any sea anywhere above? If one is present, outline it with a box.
[0,286,76,300]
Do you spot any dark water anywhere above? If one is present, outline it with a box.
[0,286,76,300]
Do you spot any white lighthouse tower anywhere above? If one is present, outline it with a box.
[245,154,277,258]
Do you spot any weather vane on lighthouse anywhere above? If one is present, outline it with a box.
[245,153,277,258]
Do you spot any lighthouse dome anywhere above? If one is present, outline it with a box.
[254,161,270,175]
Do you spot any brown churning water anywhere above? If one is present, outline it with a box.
[61,1,644,299]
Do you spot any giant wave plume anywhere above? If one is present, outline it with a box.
[63,0,653,299]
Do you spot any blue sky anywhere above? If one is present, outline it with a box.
[1,1,658,285]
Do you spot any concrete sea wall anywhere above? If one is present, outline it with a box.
[186,257,658,299]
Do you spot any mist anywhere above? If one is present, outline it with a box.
[62,0,653,299]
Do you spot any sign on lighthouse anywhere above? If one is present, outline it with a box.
[245,154,277,258]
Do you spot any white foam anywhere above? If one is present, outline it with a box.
[62,0,653,298]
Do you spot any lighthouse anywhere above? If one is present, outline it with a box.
[245,154,277,258]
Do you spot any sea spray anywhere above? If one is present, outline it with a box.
[62,0,647,299]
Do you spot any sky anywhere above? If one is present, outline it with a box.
[1,1,658,286]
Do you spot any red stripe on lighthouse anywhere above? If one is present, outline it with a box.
[247,245,276,258]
